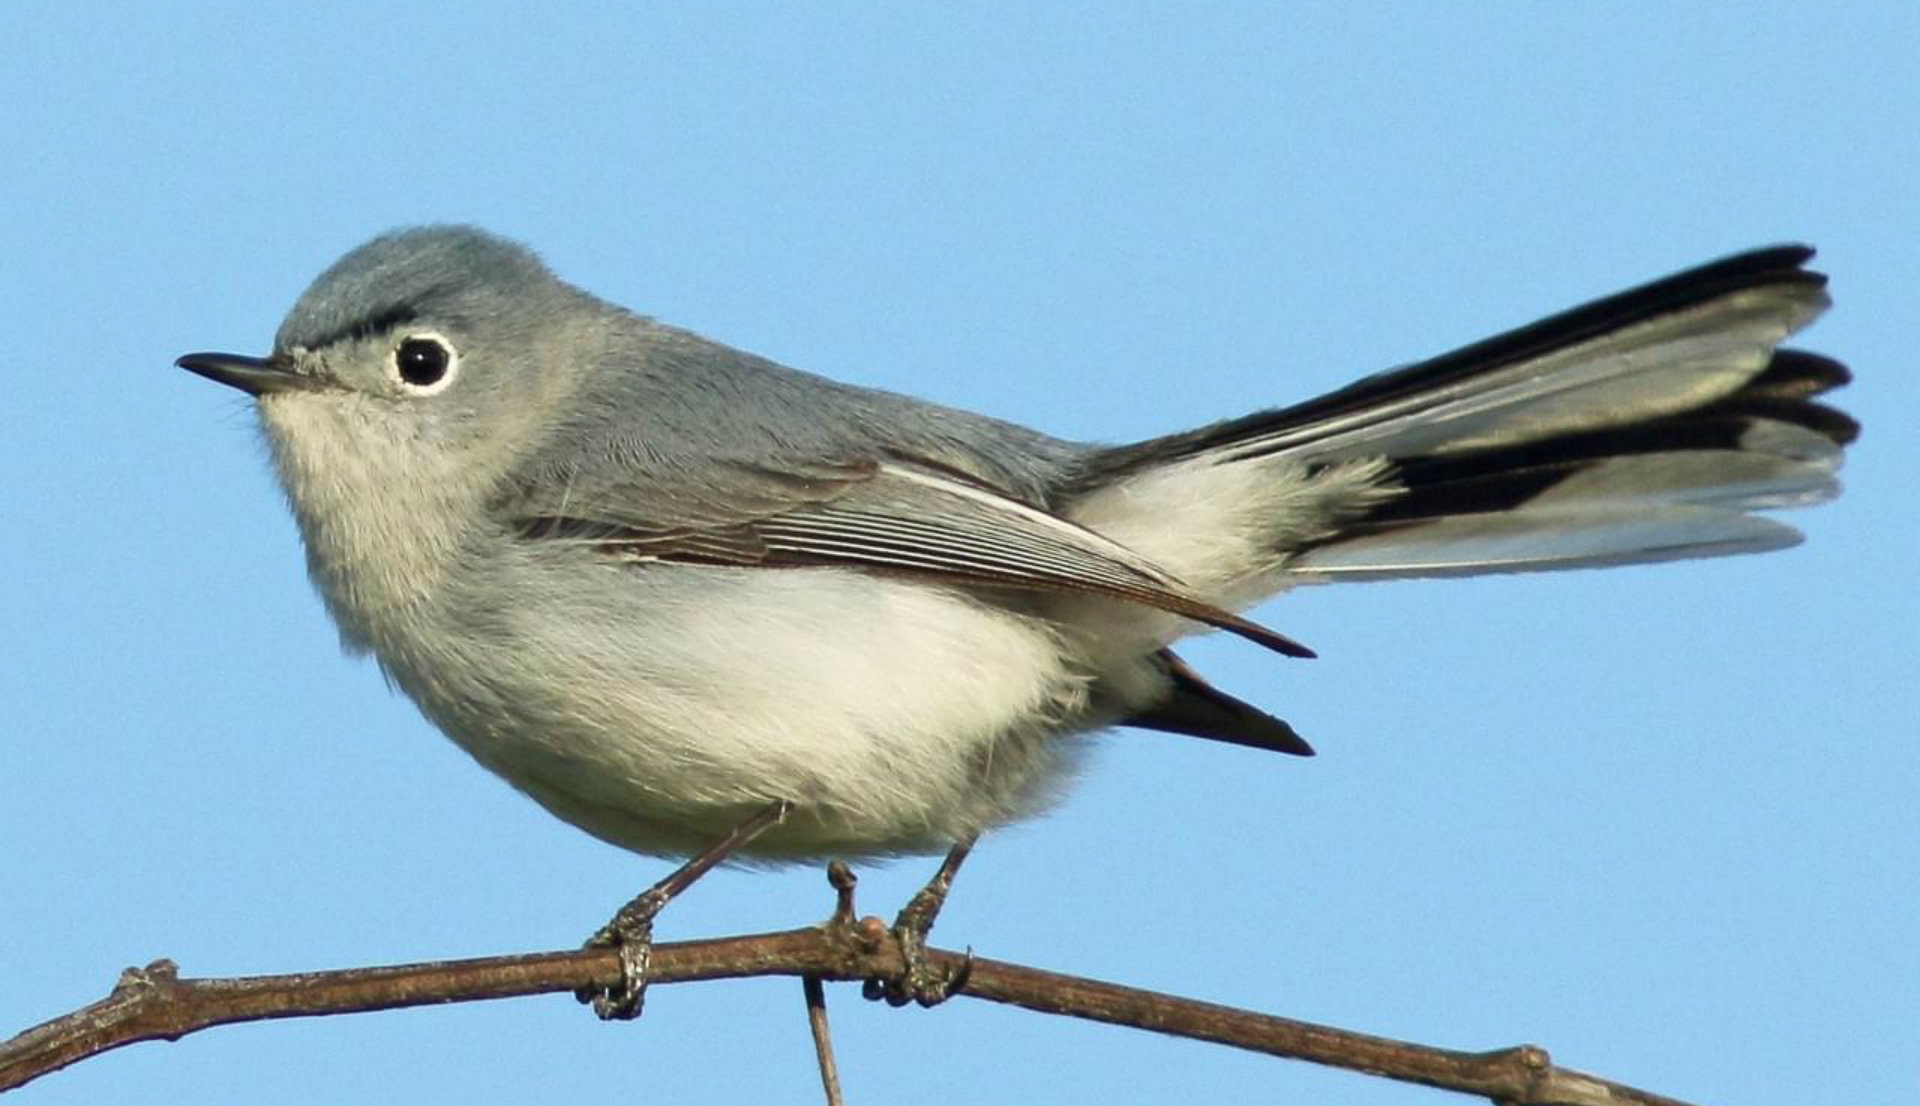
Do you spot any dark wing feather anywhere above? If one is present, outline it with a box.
[507,455,1314,659]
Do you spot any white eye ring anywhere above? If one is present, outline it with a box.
[390,331,459,395]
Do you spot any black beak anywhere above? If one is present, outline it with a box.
[175,352,325,396]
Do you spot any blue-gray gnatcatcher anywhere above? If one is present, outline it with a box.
[178,227,1853,1008]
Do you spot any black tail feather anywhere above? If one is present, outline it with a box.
[1123,651,1314,757]
[1077,245,1831,487]
[1341,348,1855,531]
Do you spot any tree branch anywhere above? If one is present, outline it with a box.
[2,905,1693,1105]
[802,974,845,1106]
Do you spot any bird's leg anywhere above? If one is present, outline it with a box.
[865,836,976,1008]
[577,799,789,1020]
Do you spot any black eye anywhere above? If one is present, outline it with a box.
[394,336,454,389]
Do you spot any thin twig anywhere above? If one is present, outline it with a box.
[802,976,844,1106]
[1,919,1693,1106]
[806,862,857,1105]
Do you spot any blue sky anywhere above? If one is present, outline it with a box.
[4,4,1915,1104]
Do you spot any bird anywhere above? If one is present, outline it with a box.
[177,227,1855,1012]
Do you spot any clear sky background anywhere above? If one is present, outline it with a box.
[4,5,1915,1104]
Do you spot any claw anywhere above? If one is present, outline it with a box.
[574,800,789,1021]
[579,903,660,1020]
[863,838,976,1008]
[887,926,970,1007]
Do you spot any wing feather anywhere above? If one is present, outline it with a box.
[507,457,1315,658]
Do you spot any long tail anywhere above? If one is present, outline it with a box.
[1089,245,1856,583]
[1088,246,1854,756]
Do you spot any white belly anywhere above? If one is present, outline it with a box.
[388,555,1102,861]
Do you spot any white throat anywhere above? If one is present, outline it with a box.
[259,392,477,653]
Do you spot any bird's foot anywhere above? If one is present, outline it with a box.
[576,799,789,1020]
[578,885,666,1020]
[863,838,975,1008]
